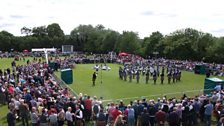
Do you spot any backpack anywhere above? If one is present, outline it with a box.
[93,104,99,115]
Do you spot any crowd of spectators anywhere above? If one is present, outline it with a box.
[0,51,223,76]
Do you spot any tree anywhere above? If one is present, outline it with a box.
[32,26,47,37]
[70,25,94,51]
[117,31,140,54]
[47,23,64,38]
[18,36,38,50]
[21,27,32,36]
[205,37,224,63]
[0,24,222,63]
[144,31,163,57]
[84,31,98,52]
[163,28,213,60]
[95,24,105,31]
[101,31,120,53]
[0,31,14,51]
[46,23,65,48]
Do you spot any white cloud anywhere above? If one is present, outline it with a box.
[0,0,224,38]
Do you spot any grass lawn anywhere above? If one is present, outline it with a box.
[56,64,211,103]
[0,57,40,69]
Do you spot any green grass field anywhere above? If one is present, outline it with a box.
[57,64,208,102]
[0,57,223,126]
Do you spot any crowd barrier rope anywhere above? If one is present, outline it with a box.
[101,89,214,103]
[52,73,78,97]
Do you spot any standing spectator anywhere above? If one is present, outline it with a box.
[75,105,83,126]
[8,84,14,97]
[137,101,144,125]
[148,102,157,126]
[189,102,196,125]
[58,108,65,126]
[66,107,74,126]
[0,84,6,105]
[30,98,37,108]
[25,90,32,103]
[112,106,122,122]
[92,102,100,126]
[97,109,106,126]
[199,100,206,122]
[84,96,92,121]
[19,99,29,126]
[132,101,138,126]
[8,99,15,113]
[155,109,166,126]
[168,108,180,126]
[127,104,135,126]
[49,110,58,126]
[175,104,182,124]
[7,109,16,126]
[118,100,125,112]
[108,103,116,125]
[39,109,48,126]
[214,100,223,124]
[38,103,44,116]
[182,105,190,126]
[14,97,21,121]
[204,100,214,126]
[192,98,200,124]
[30,107,39,126]
[141,108,150,126]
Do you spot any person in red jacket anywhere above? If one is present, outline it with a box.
[112,106,122,121]
[84,96,92,121]
[155,109,166,126]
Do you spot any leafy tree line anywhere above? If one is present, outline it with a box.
[0,23,223,63]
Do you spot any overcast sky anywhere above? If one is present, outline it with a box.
[0,0,224,38]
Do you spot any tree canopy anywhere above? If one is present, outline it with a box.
[0,23,223,63]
